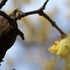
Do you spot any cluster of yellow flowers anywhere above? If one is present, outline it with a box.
[48,31,70,63]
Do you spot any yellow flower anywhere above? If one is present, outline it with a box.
[48,31,70,63]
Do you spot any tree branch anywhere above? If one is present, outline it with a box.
[40,11,65,35]
[0,10,13,21]
[0,10,21,29]
[0,0,8,9]
[14,0,65,35]
[0,0,64,35]
[41,0,49,10]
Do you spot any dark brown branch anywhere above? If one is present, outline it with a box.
[0,10,12,21]
[0,10,20,29]
[14,0,65,35]
[0,10,16,27]
[0,0,65,35]
[39,11,65,35]
[41,0,49,10]
[0,10,24,40]
[0,0,8,9]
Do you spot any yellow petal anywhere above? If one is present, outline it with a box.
[56,37,70,56]
[48,41,59,53]
[48,45,57,53]
[63,52,70,63]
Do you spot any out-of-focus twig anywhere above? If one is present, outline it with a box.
[0,0,8,9]
[0,10,14,25]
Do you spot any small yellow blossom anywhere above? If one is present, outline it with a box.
[48,41,60,53]
[48,31,70,63]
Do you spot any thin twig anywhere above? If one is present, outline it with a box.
[40,11,65,35]
[14,0,65,35]
[0,0,8,9]
[41,0,49,10]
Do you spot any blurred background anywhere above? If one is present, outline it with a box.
[0,0,70,70]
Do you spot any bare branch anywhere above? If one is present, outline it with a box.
[0,0,8,9]
[0,10,12,22]
[41,0,49,10]
[0,10,19,30]
[40,12,65,35]
[13,0,65,35]
[0,0,65,35]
